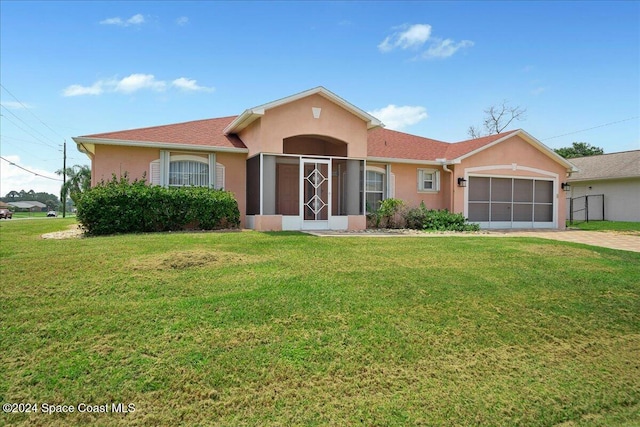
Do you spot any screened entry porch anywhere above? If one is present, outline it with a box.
[245,154,366,231]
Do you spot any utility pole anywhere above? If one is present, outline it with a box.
[62,140,66,218]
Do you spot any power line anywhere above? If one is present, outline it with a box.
[1,105,60,148]
[0,84,67,140]
[542,116,639,141]
[0,112,60,150]
[0,156,62,181]
[0,138,52,162]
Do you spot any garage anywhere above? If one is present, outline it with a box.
[467,176,555,229]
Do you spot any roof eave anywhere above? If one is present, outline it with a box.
[568,175,640,182]
[223,109,265,135]
[367,156,446,166]
[73,137,249,154]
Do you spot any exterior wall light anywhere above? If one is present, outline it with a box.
[457,177,467,187]
[561,182,571,191]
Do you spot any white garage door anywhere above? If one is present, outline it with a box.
[467,177,555,229]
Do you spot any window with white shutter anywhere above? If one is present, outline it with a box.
[417,169,440,192]
[149,155,225,189]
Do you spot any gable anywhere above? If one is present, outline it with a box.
[238,92,373,157]
[224,86,382,135]
[451,130,576,171]
[459,133,572,177]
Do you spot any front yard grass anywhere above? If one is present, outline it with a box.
[1,219,639,426]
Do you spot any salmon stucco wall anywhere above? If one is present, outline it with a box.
[454,135,570,227]
[239,94,369,158]
[93,145,160,184]
[215,152,247,227]
[385,163,450,210]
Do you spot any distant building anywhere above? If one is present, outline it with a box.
[568,150,640,222]
[8,201,48,212]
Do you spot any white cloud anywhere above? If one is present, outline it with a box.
[378,24,432,52]
[62,82,104,97]
[368,105,428,131]
[115,74,166,94]
[100,14,145,27]
[171,78,214,92]
[419,39,474,59]
[0,155,63,197]
[379,23,473,60]
[127,14,145,25]
[62,74,214,97]
[176,16,189,26]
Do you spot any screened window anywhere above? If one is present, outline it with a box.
[417,169,440,192]
[169,160,209,187]
[365,170,384,211]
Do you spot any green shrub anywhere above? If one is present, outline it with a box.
[76,174,240,235]
[404,202,479,232]
[369,198,405,228]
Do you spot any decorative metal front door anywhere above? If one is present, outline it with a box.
[301,159,331,226]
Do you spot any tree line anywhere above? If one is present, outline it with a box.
[2,165,91,211]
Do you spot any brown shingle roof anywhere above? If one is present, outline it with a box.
[80,114,523,163]
[366,127,450,161]
[82,116,246,149]
[366,128,519,161]
[445,130,519,159]
[568,150,640,181]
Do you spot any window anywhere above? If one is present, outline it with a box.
[417,169,440,192]
[365,170,384,211]
[169,160,208,187]
[149,153,225,189]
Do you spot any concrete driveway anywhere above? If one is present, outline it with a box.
[307,229,640,253]
[487,230,640,253]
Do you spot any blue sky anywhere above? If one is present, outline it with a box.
[1,1,638,196]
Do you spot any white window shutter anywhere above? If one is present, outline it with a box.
[389,173,396,198]
[160,150,170,187]
[216,162,225,189]
[435,171,441,191]
[149,159,161,185]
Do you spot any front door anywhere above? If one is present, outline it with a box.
[301,159,331,229]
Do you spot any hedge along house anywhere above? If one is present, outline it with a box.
[73,87,577,231]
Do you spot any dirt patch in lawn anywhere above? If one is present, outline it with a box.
[517,243,602,258]
[41,224,85,240]
[129,250,256,271]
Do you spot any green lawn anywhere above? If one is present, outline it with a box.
[568,220,640,233]
[1,219,639,426]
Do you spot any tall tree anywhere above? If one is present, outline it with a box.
[468,100,527,138]
[56,164,91,204]
[6,191,20,200]
[554,142,604,159]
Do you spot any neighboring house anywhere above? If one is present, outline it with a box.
[8,201,47,212]
[567,150,640,222]
[73,87,576,231]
